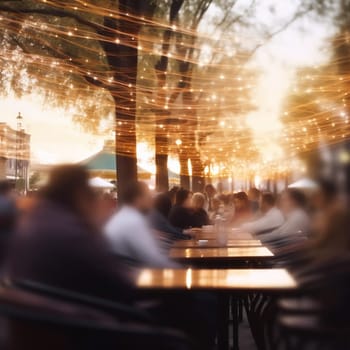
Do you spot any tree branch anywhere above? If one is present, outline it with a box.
[248,5,313,58]
[8,32,108,90]
[217,0,256,32]
[192,0,212,30]
[0,3,105,33]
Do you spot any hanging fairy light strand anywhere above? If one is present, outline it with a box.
[0,0,348,179]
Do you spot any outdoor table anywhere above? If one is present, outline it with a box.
[169,246,274,268]
[137,268,297,350]
[196,231,255,241]
[137,268,296,291]
[172,239,262,249]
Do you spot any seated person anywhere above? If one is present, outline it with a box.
[95,192,117,226]
[167,186,180,206]
[105,181,175,267]
[259,189,311,245]
[248,187,261,214]
[6,165,133,302]
[191,192,210,227]
[168,189,194,229]
[240,192,284,234]
[289,206,350,333]
[204,184,217,211]
[219,194,235,222]
[148,193,192,241]
[8,168,215,348]
[208,196,223,222]
[231,191,253,226]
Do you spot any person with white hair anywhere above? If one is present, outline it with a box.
[191,192,210,227]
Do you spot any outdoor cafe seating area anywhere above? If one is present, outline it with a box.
[0,1,350,349]
[0,212,349,350]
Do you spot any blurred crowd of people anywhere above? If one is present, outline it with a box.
[0,164,348,347]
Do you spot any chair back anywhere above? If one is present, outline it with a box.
[6,278,152,322]
[0,286,194,350]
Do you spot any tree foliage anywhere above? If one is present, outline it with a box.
[0,0,343,188]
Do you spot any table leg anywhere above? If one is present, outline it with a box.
[217,295,230,350]
[238,299,243,323]
[232,297,239,350]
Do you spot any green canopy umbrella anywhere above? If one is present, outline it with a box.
[81,150,151,180]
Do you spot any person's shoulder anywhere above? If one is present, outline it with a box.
[271,207,283,215]
[149,209,166,222]
[147,209,157,220]
[194,208,207,217]
[169,205,182,215]
[106,206,148,229]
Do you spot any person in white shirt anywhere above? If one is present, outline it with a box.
[105,181,174,267]
[241,192,284,234]
[259,189,311,244]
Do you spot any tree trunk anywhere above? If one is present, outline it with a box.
[113,41,138,192]
[179,151,190,189]
[154,0,184,192]
[191,151,204,192]
[103,0,144,196]
[115,143,138,190]
[155,134,169,192]
[192,175,204,192]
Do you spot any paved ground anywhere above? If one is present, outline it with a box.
[227,310,257,350]
[239,314,257,350]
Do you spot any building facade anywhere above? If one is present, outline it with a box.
[0,122,30,191]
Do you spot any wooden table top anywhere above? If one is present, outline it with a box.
[172,239,262,249]
[137,268,297,291]
[169,246,273,259]
[196,231,254,240]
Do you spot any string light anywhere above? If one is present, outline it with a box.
[0,1,348,180]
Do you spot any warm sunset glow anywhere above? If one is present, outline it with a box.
[0,0,348,183]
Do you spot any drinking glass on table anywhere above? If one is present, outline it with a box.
[215,216,228,247]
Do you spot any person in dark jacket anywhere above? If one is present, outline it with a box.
[149,193,192,241]
[191,192,210,227]
[168,188,194,229]
[0,180,16,264]
[5,165,133,303]
[6,166,217,349]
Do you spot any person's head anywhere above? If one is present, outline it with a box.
[42,165,97,223]
[95,192,117,225]
[204,184,216,197]
[313,179,338,210]
[260,192,276,213]
[218,194,230,206]
[248,188,261,201]
[233,192,249,211]
[120,181,152,214]
[192,192,206,210]
[175,188,192,208]
[154,193,172,218]
[168,186,180,205]
[280,189,307,214]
